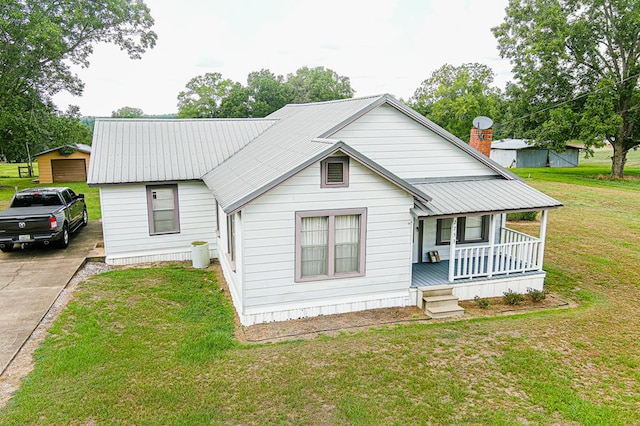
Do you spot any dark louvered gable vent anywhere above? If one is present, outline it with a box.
[326,162,344,183]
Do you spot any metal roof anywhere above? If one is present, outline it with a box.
[88,119,276,184]
[492,139,582,151]
[203,95,388,211]
[35,143,92,156]
[411,178,562,217]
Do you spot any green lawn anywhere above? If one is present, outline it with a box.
[1,153,639,424]
[0,163,101,219]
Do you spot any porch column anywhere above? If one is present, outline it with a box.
[417,219,424,263]
[448,217,457,282]
[537,210,548,270]
[487,214,496,277]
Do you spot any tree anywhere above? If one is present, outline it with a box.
[409,63,504,139]
[112,106,144,118]
[177,73,235,118]
[285,66,354,103]
[219,69,291,118]
[493,0,640,178]
[0,0,156,162]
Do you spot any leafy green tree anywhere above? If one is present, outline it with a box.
[177,73,235,118]
[0,0,156,162]
[219,69,291,118]
[493,0,640,178]
[285,66,354,103]
[409,63,504,139]
[112,106,145,118]
[245,69,291,116]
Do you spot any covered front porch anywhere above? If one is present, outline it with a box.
[407,176,562,301]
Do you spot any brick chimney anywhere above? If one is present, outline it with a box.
[469,126,493,157]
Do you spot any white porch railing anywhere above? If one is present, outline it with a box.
[451,228,541,280]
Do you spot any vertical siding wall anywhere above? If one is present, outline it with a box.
[239,159,415,324]
[100,182,218,264]
[333,104,498,179]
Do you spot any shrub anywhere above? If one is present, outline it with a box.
[527,287,546,302]
[507,211,538,221]
[474,295,491,309]
[503,289,525,305]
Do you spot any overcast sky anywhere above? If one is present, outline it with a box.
[53,0,512,117]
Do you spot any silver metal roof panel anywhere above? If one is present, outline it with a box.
[88,119,276,185]
[411,179,562,217]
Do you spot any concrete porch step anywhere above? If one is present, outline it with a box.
[425,305,465,319]
[423,294,459,308]
[418,284,454,297]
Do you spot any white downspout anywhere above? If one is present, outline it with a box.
[448,217,457,282]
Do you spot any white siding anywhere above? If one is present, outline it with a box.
[100,182,218,265]
[332,104,498,179]
[233,159,415,325]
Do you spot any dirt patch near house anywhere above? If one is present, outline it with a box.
[238,291,574,344]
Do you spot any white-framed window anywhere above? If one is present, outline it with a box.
[295,208,367,282]
[436,215,489,245]
[321,157,349,188]
[146,185,180,235]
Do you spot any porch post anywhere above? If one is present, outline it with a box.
[537,210,548,270]
[417,219,424,263]
[487,214,496,277]
[448,217,457,282]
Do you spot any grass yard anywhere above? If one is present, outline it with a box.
[1,151,639,424]
[0,163,101,219]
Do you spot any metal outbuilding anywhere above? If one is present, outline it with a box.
[490,139,581,168]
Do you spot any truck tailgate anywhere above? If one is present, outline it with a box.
[0,206,61,234]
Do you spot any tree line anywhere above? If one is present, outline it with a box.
[2,0,639,177]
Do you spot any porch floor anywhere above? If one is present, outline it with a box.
[411,260,543,287]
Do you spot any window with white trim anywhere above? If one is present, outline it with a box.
[321,157,349,188]
[146,185,180,235]
[295,208,366,281]
[436,215,489,245]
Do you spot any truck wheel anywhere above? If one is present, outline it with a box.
[0,244,15,253]
[57,225,69,249]
[81,209,88,227]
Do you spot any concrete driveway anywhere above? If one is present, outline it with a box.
[0,221,103,375]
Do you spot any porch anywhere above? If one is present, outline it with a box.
[411,224,548,300]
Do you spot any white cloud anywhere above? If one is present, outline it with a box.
[52,0,511,116]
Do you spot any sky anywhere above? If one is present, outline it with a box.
[53,0,513,117]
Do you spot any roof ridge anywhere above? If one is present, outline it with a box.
[94,118,279,122]
[284,94,387,107]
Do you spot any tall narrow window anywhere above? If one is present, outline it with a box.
[227,214,235,262]
[147,185,180,235]
[321,157,349,188]
[296,208,366,282]
[334,214,361,274]
[300,216,329,277]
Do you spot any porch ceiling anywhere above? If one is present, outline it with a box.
[410,178,562,218]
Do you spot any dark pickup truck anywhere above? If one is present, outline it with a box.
[0,187,88,252]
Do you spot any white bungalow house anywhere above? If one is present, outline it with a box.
[88,95,561,325]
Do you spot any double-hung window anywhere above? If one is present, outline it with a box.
[436,215,489,245]
[295,208,367,281]
[147,185,180,235]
